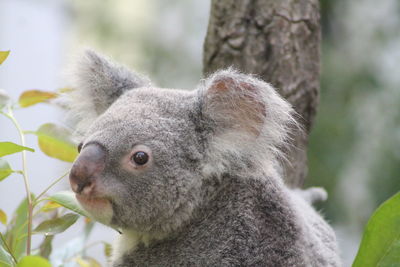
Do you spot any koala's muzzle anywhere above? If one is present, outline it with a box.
[69,143,107,195]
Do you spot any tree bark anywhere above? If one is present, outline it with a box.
[203,0,320,187]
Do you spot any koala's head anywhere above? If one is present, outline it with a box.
[68,50,295,235]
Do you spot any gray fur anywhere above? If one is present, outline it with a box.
[68,50,151,136]
[68,50,341,266]
[293,187,329,204]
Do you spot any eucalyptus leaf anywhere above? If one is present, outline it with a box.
[5,194,35,259]
[103,242,112,258]
[0,89,10,109]
[377,239,400,266]
[0,208,7,225]
[0,158,13,181]
[49,236,85,266]
[0,142,34,157]
[353,192,400,267]
[0,51,10,65]
[47,191,88,217]
[83,219,95,239]
[76,257,101,267]
[40,201,62,212]
[39,235,54,259]
[33,213,79,235]
[18,90,58,108]
[17,255,51,267]
[33,123,78,162]
[0,245,13,266]
[57,87,73,93]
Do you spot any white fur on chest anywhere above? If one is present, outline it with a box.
[111,229,167,265]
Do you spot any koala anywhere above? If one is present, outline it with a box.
[67,50,341,267]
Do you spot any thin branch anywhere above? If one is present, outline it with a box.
[35,171,70,202]
[3,108,33,255]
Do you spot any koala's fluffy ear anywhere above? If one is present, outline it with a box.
[67,50,151,135]
[199,69,296,156]
[201,71,266,136]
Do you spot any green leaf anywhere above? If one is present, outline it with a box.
[377,239,400,266]
[0,142,34,157]
[17,255,51,267]
[0,209,7,225]
[33,213,79,235]
[5,194,35,260]
[18,90,58,108]
[103,242,112,258]
[0,245,13,266]
[39,235,54,259]
[0,158,13,181]
[83,219,95,239]
[57,87,73,93]
[76,257,101,267]
[0,89,10,109]
[47,191,88,217]
[353,192,400,267]
[0,51,10,65]
[33,123,78,162]
[40,201,62,213]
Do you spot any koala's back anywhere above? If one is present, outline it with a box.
[114,175,337,267]
[288,188,341,267]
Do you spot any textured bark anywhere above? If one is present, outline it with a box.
[203,0,320,187]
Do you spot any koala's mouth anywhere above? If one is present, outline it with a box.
[76,194,111,212]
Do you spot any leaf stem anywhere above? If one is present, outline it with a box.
[14,208,43,238]
[35,171,70,203]
[22,130,36,135]
[0,232,18,264]
[3,108,33,255]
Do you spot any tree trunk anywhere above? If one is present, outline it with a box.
[203,0,320,188]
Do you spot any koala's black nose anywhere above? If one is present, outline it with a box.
[69,143,107,195]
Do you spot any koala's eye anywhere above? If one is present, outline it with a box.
[131,151,149,165]
[124,145,152,171]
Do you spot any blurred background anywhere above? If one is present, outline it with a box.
[0,0,399,266]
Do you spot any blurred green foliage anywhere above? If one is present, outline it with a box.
[0,52,109,266]
[71,0,207,89]
[307,0,400,229]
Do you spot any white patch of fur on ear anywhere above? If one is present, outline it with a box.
[64,49,151,138]
[198,68,300,179]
